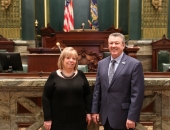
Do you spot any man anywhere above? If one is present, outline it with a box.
[91,33,144,130]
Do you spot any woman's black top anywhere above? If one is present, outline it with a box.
[42,70,92,129]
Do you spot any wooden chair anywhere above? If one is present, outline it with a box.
[151,34,170,72]
[103,52,111,59]
[78,65,88,72]
[78,48,102,72]
[162,63,170,72]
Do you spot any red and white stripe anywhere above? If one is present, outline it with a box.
[63,0,74,32]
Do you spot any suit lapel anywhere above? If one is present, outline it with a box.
[109,54,128,87]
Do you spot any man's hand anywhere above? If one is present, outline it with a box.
[126,119,135,129]
[92,114,100,124]
[86,114,92,125]
[44,121,52,130]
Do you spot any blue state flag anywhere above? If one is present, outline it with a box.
[88,0,99,30]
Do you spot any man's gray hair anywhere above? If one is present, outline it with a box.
[108,33,125,44]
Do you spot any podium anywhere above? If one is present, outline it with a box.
[27,54,60,72]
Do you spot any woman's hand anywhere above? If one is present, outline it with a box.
[86,114,92,125]
[44,121,52,130]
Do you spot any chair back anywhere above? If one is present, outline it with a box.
[78,65,88,72]
[162,63,170,72]
[158,51,170,71]
[103,52,111,59]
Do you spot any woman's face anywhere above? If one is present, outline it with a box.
[63,54,77,70]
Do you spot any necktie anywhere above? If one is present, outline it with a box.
[108,60,116,84]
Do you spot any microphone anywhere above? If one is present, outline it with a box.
[82,23,85,31]
[56,42,62,52]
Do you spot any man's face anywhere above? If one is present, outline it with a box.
[108,36,125,59]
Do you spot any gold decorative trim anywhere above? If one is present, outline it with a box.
[44,0,49,27]
[1,0,11,11]
[152,0,162,11]
[114,0,119,28]
[141,0,168,39]
[0,0,21,39]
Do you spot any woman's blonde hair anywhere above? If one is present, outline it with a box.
[57,47,78,70]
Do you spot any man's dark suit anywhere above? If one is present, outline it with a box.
[91,53,144,129]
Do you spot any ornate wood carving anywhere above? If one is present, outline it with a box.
[104,24,122,32]
[78,48,102,72]
[40,23,56,37]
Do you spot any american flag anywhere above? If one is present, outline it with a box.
[63,0,74,32]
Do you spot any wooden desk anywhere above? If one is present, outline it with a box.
[27,54,60,72]
[27,48,60,54]
[27,25,138,72]
[27,46,139,72]
[0,35,14,52]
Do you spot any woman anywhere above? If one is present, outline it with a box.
[42,47,92,130]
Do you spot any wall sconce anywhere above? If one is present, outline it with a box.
[35,19,38,27]
[82,23,85,31]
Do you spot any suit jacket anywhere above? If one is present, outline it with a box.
[91,53,144,129]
